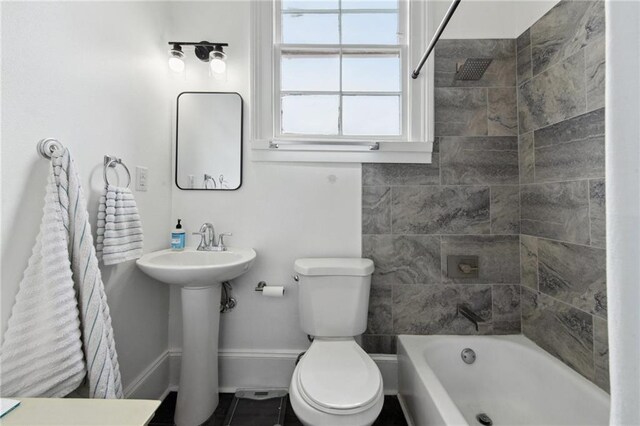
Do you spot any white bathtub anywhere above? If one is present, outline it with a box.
[397,335,610,426]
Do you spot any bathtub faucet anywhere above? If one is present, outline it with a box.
[457,304,487,331]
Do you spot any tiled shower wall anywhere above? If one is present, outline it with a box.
[361,38,522,354]
[517,0,608,391]
[361,0,608,392]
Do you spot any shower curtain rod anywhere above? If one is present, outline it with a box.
[411,0,462,79]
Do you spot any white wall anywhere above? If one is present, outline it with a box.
[1,2,173,395]
[606,1,640,424]
[433,0,558,39]
[166,1,362,357]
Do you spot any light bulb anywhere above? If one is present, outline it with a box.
[168,56,185,73]
[168,45,185,73]
[210,58,226,74]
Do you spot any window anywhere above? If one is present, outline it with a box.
[251,0,434,163]
[277,0,405,138]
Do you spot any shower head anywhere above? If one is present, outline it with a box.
[455,58,493,81]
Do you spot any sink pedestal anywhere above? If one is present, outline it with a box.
[174,285,221,426]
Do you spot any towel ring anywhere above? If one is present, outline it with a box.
[103,155,131,188]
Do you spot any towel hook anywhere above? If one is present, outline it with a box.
[37,138,64,159]
[103,155,132,188]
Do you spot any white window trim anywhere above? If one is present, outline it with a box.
[250,0,434,163]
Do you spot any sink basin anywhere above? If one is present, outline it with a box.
[136,246,257,426]
[136,247,256,287]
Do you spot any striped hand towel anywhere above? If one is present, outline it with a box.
[0,163,86,397]
[96,185,143,266]
[52,149,123,398]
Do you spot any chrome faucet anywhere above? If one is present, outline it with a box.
[192,223,232,251]
[457,304,487,331]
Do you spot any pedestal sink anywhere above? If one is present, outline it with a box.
[136,247,256,426]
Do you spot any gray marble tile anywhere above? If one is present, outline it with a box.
[590,179,606,248]
[392,186,490,234]
[534,108,605,182]
[362,186,391,234]
[594,316,610,392]
[492,285,521,334]
[517,28,531,52]
[520,235,539,290]
[534,108,605,149]
[362,161,440,186]
[441,235,520,284]
[490,185,520,235]
[435,88,488,136]
[537,239,607,318]
[440,137,518,185]
[586,37,606,111]
[362,235,441,285]
[393,285,492,335]
[521,288,594,380]
[518,51,586,134]
[434,39,516,88]
[361,335,396,355]
[519,132,535,184]
[367,284,393,334]
[521,181,590,244]
[488,88,518,136]
[530,0,605,76]
[517,44,533,84]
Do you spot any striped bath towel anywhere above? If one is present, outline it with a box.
[0,159,86,397]
[52,149,123,398]
[96,185,143,265]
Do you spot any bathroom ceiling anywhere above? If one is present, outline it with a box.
[432,0,560,39]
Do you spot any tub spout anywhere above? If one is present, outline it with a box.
[457,304,487,331]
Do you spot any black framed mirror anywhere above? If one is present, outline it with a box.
[175,92,243,190]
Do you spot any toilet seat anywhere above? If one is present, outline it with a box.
[295,340,383,416]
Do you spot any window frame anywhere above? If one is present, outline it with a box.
[251,0,434,163]
[273,1,409,140]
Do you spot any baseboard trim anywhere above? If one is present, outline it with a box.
[160,385,179,400]
[124,350,171,400]
[168,349,398,394]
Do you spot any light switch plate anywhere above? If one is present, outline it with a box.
[136,166,148,191]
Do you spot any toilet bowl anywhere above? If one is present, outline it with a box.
[289,258,383,426]
[289,340,384,426]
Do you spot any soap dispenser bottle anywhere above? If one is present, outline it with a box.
[171,219,186,251]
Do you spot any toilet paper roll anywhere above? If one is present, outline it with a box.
[262,286,285,297]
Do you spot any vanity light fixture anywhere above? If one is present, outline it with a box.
[167,41,228,75]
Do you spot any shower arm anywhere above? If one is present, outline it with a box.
[411,0,462,79]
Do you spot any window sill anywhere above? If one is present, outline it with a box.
[250,139,433,164]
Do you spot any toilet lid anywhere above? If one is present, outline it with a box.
[297,340,382,414]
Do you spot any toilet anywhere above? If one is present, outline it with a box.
[289,258,384,426]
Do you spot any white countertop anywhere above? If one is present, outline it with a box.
[0,398,161,425]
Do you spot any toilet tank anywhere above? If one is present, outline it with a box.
[294,258,375,337]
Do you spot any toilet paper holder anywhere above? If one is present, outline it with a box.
[255,281,286,296]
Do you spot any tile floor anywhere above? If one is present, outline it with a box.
[149,391,408,426]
